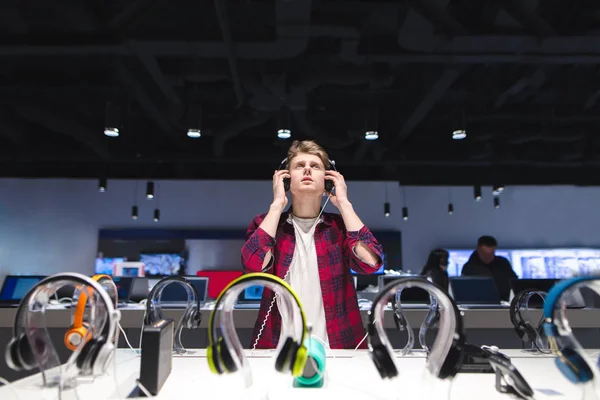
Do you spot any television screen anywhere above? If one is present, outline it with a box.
[95,257,126,275]
[140,254,182,276]
[510,249,600,279]
[447,250,511,277]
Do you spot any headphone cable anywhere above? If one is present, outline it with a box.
[251,193,332,353]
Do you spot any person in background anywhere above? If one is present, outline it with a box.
[461,235,517,301]
[420,248,450,292]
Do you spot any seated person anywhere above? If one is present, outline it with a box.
[420,248,450,292]
[461,235,517,301]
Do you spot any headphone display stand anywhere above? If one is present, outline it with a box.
[494,368,527,399]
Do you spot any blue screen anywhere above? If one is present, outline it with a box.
[0,277,43,301]
[244,286,264,300]
[95,257,126,275]
[140,254,182,276]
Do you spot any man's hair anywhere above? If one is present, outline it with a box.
[477,235,498,247]
[286,140,330,169]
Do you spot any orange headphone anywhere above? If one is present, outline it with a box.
[64,274,117,351]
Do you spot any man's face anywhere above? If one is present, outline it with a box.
[289,153,326,195]
[477,245,496,264]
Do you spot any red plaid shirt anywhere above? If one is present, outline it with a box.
[241,210,383,349]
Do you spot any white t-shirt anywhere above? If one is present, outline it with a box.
[277,214,329,346]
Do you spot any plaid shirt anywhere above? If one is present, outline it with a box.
[241,210,383,349]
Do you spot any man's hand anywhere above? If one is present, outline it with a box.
[325,170,348,208]
[272,169,290,210]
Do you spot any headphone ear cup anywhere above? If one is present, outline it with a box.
[369,345,397,379]
[77,338,100,374]
[275,337,294,373]
[283,177,290,192]
[290,341,307,378]
[5,335,31,371]
[556,347,594,383]
[218,338,237,373]
[437,340,465,379]
[207,343,222,374]
[189,310,202,329]
[16,334,37,371]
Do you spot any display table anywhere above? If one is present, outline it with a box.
[0,349,595,400]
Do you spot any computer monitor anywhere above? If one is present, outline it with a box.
[114,262,146,277]
[140,253,182,276]
[111,277,133,303]
[238,285,264,302]
[510,248,600,279]
[449,277,501,305]
[159,277,208,304]
[0,276,45,304]
[95,257,126,275]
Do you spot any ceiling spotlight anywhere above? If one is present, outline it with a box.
[494,197,500,209]
[474,185,482,201]
[493,185,505,195]
[384,202,390,217]
[277,129,291,139]
[365,130,379,140]
[146,181,155,199]
[187,129,201,139]
[131,205,138,220]
[452,129,466,140]
[104,127,119,137]
[98,177,107,192]
[448,203,454,215]
[402,207,408,221]
[153,208,160,222]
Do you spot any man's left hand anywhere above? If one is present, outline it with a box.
[325,170,348,208]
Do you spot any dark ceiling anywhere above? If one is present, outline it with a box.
[1,0,600,185]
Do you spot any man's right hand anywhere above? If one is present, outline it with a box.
[272,169,290,210]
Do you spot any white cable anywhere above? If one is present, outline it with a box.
[117,322,138,354]
[311,335,336,359]
[354,332,368,352]
[252,194,331,351]
[0,377,20,400]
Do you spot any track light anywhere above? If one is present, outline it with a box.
[98,178,107,192]
[131,206,138,220]
[448,203,454,215]
[384,202,390,217]
[474,185,482,201]
[494,197,500,209]
[277,129,291,139]
[146,181,155,199]
[402,207,408,220]
[153,208,160,222]
[452,129,466,140]
[187,129,201,139]
[104,102,120,137]
[365,130,379,140]
[493,185,505,195]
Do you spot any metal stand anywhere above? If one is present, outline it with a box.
[495,368,526,399]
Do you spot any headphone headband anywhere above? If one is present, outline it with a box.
[369,277,464,378]
[72,274,116,332]
[208,273,307,373]
[14,273,118,339]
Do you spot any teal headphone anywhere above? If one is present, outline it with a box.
[542,276,599,383]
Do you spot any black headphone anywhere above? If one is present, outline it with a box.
[144,276,202,329]
[368,277,465,380]
[6,273,120,377]
[509,289,548,352]
[278,157,337,193]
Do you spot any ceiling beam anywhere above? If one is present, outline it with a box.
[214,0,244,108]
[395,68,463,143]
[500,0,556,37]
[11,103,110,160]
[113,60,175,135]
[494,66,550,108]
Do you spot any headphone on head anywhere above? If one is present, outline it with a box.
[278,157,337,193]
[509,289,548,351]
[368,277,465,380]
[144,276,202,329]
[6,272,120,377]
[543,276,600,384]
[207,272,308,377]
[65,274,117,351]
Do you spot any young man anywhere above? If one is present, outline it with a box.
[241,140,383,349]
[461,235,517,301]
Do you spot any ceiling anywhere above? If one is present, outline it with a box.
[1,0,600,185]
